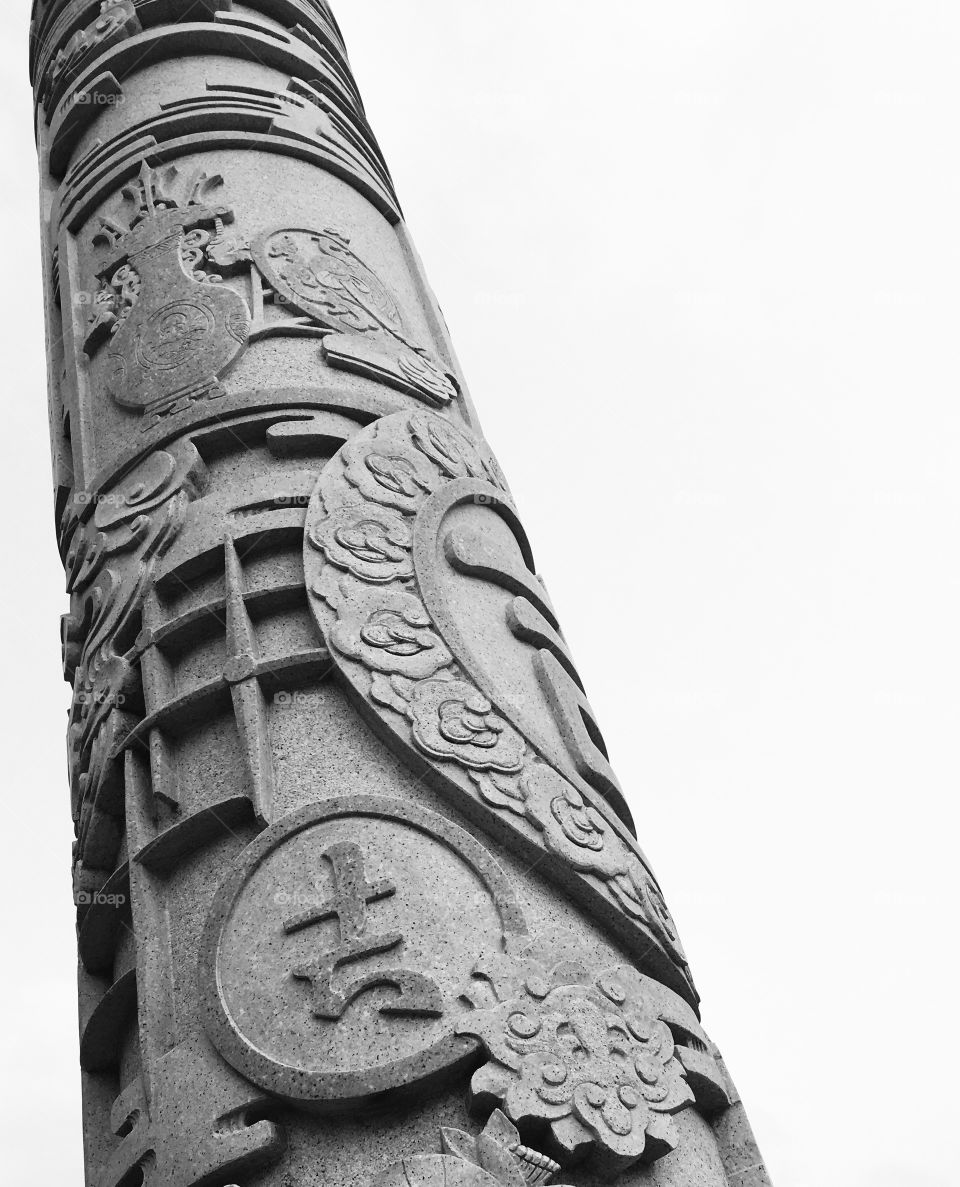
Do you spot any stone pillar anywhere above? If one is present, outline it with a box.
[30,3,771,1185]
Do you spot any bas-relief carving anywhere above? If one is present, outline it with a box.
[302,409,694,1002]
[252,225,457,405]
[45,18,400,222]
[37,1,141,112]
[283,839,444,1021]
[95,1033,283,1187]
[62,405,363,876]
[199,795,528,1108]
[31,0,346,98]
[62,438,207,860]
[457,930,725,1174]
[83,162,250,417]
[195,795,725,1172]
[29,4,771,1184]
[79,161,457,425]
[52,74,397,217]
[372,1110,569,1187]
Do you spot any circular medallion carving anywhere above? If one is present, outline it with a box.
[136,299,216,370]
[199,795,526,1110]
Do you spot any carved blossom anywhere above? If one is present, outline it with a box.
[309,503,414,583]
[458,935,694,1172]
[470,763,686,962]
[410,411,489,480]
[342,437,436,512]
[609,865,688,967]
[409,678,525,772]
[330,588,452,679]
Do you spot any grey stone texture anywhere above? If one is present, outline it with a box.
[29,2,772,1184]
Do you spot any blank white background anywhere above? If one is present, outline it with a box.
[1,3,957,1184]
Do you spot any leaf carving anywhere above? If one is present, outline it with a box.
[476,1134,527,1187]
[440,1126,479,1165]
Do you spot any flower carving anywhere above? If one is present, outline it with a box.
[609,864,688,968]
[331,588,452,679]
[409,678,525,772]
[410,411,488,480]
[472,764,630,881]
[342,437,436,512]
[309,503,413,583]
[470,770,528,815]
[457,935,694,1172]
[468,764,688,967]
[520,765,629,880]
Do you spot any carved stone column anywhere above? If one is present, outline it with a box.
[30,3,771,1185]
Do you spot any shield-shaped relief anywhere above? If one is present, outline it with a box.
[301,411,694,1003]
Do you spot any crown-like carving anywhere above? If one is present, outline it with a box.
[91,161,231,260]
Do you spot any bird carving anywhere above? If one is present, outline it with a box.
[251,224,458,407]
[263,227,407,342]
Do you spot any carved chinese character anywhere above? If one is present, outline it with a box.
[283,841,443,1020]
[200,797,527,1108]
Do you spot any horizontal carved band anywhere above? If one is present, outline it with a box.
[32,0,348,107]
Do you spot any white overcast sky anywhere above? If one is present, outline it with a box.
[1,3,957,1185]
